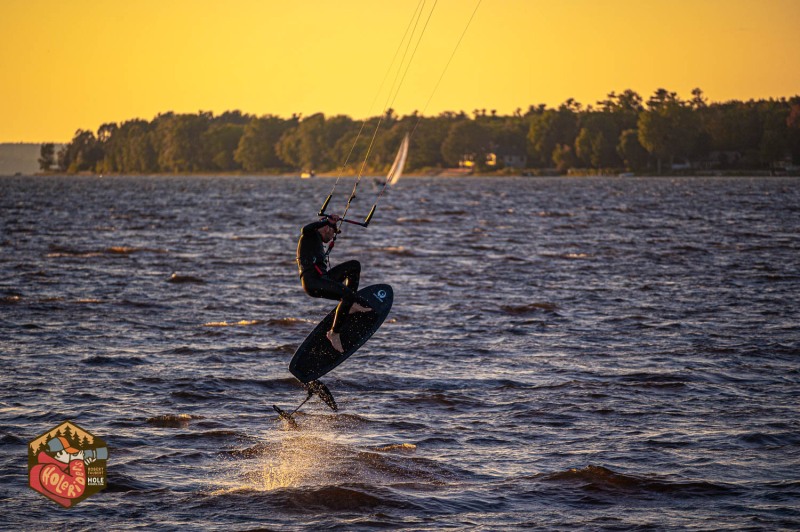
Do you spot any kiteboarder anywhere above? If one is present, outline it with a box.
[296,214,373,353]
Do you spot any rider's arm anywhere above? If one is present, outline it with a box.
[302,220,329,234]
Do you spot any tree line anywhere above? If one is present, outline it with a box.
[40,88,800,175]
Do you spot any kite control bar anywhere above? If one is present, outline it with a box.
[318,194,376,228]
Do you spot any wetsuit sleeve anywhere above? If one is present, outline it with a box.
[302,220,329,234]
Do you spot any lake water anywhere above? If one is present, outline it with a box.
[1,175,799,529]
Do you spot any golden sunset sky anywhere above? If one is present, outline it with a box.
[1,0,798,143]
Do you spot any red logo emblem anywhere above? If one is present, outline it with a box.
[28,421,108,508]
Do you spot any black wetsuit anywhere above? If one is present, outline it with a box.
[296,220,371,333]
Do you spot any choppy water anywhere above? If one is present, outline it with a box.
[1,175,799,530]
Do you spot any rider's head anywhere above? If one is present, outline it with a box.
[318,217,338,243]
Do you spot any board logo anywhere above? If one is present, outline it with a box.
[28,421,108,508]
[374,289,387,302]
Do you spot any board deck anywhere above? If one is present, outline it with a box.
[289,284,393,383]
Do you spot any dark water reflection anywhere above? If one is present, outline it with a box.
[1,175,799,529]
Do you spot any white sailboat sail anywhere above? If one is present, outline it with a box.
[387,133,410,186]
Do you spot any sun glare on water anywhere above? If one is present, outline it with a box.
[210,413,360,495]
[208,403,420,496]
[250,436,323,491]
[209,435,323,495]
[257,460,299,491]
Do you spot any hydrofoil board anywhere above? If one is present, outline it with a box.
[289,283,393,383]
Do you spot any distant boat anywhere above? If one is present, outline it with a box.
[300,171,315,179]
[387,134,410,186]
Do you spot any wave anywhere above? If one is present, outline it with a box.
[1,293,22,304]
[146,413,205,428]
[164,346,198,355]
[105,471,161,493]
[46,244,168,258]
[223,435,461,488]
[266,317,313,327]
[536,210,573,217]
[119,298,167,309]
[373,443,417,452]
[416,436,459,446]
[167,273,205,284]
[468,244,502,252]
[396,217,433,224]
[107,246,167,255]
[275,485,390,510]
[174,430,244,441]
[171,390,213,401]
[202,484,414,512]
[501,302,559,314]
[222,441,276,459]
[4,295,105,308]
[386,420,430,431]
[82,354,148,366]
[0,433,28,445]
[352,450,462,485]
[266,343,296,354]
[372,246,417,257]
[218,376,303,391]
[738,431,800,447]
[265,412,378,433]
[398,392,480,408]
[540,252,592,260]
[498,254,530,263]
[318,412,376,429]
[138,375,297,398]
[203,319,264,327]
[543,465,739,497]
[615,372,690,389]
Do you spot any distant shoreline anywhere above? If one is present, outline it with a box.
[6,169,799,179]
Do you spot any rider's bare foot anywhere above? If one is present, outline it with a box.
[349,303,373,314]
[326,330,344,353]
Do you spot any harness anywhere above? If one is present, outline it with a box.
[297,257,327,278]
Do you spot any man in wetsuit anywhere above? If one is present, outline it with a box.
[296,214,372,353]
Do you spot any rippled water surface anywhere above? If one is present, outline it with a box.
[2,175,799,529]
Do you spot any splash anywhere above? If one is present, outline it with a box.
[211,434,333,495]
[209,410,395,495]
[249,443,319,491]
[259,459,297,490]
